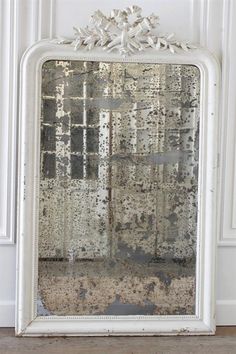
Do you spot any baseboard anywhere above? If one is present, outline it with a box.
[0,301,15,327]
[216,300,236,325]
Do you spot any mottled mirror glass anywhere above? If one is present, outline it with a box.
[38,60,200,316]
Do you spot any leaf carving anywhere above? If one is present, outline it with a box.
[54,5,196,56]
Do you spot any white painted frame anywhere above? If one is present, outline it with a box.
[16,40,220,336]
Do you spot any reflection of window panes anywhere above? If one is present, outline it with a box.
[41,62,65,96]
[42,153,56,178]
[71,127,83,152]
[64,76,84,97]
[71,154,83,179]
[42,99,56,123]
[87,108,99,125]
[86,81,94,98]
[64,99,84,124]
[86,128,99,153]
[42,126,55,151]
[87,155,98,180]
[38,60,200,317]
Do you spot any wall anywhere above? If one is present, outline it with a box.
[0,0,235,326]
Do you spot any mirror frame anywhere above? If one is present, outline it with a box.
[16,40,220,336]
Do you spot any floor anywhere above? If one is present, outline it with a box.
[0,327,236,354]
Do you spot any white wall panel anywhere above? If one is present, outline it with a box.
[0,247,16,326]
[216,247,236,324]
[52,0,198,40]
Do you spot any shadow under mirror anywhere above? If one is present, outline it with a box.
[38,60,200,317]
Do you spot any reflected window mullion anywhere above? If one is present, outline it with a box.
[83,62,87,179]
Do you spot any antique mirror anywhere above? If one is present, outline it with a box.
[16,7,219,335]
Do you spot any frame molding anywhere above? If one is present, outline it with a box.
[16,41,219,336]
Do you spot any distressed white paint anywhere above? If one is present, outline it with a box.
[15,41,219,336]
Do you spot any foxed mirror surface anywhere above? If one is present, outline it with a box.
[38,60,200,316]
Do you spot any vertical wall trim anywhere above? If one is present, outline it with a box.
[49,0,55,38]
[38,0,55,40]
[190,0,200,43]
[199,0,209,47]
[218,0,236,244]
[227,0,236,231]
[217,0,230,243]
[0,0,18,244]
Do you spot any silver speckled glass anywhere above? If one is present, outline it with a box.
[38,60,200,316]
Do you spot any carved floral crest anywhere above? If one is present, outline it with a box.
[55,5,196,56]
